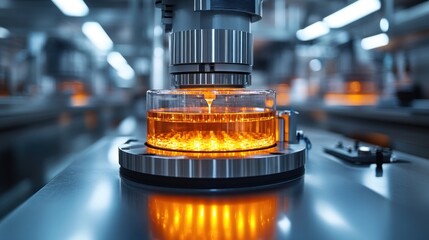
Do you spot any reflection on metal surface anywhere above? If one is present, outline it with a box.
[315,201,350,230]
[303,173,323,187]
[88,181,113,212]
[362,165,390,199]
[148,194,279,240]
[109,137,130,167]
[119,141,306,178]
[68,230,92,240]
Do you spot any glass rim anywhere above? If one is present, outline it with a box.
[147,89,275,95]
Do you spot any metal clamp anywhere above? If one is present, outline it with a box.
[276,110,299,143]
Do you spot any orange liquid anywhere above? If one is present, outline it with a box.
[147,107,276,152]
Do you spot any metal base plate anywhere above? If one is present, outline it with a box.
[119,140,306,189]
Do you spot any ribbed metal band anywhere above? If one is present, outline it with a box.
[170,63,252,74]
[172,73,251,87]
[171,29,252,66]
[119,141,306,179]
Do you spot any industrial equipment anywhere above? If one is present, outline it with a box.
[118,0,307,188]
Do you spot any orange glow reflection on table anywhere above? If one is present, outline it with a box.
[148,194,279,240]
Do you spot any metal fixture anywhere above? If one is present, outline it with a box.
[118,0,307,189]
[118,105,307,188]
[155,0,262,88]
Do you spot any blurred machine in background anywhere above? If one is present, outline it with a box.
[0,0,429,223]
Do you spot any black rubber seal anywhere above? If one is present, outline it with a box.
[120,167,304,189]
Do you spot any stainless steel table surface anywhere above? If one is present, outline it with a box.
[1,128,428,240]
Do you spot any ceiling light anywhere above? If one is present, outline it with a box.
[117,65,135,80]
[309,59,322,71]
[361,33,389,50]
[380,18,389,32]
[82,22,113,51]
[323,0,381,28]
[107,51,135,80]
[0,27,10,38]
[51,0,89,17]
[107,52,127,71]
[154,26,163,37]
[296,21,330,41]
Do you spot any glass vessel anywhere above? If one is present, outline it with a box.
[146,89,276,152]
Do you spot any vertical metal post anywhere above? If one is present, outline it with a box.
[276,110,299,143]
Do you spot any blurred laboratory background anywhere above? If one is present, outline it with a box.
[1,0,429,219]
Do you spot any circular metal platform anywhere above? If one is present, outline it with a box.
[119,140,306,189]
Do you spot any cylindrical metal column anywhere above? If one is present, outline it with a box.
[155,0,263,88]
